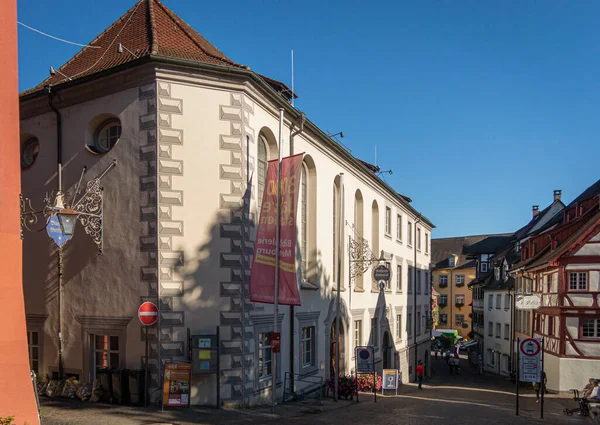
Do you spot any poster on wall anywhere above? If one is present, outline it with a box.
[250,153,304,306]
[163,362,192,407]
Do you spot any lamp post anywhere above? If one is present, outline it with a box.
[20,161,116,379]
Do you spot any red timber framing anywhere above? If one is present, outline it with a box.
[525,209,600,360]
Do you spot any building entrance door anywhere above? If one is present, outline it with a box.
[329,321,345,376]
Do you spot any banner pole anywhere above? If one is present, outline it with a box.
[272,108,284,413]
[516,338,519,416]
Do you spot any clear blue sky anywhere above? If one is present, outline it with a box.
[17,0,600,238]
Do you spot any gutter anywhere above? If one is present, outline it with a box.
[22,55,434,228]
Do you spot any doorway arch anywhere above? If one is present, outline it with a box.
[329,321,346,377]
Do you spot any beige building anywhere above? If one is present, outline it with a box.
[431,239,476,340]
[19,0,434,406]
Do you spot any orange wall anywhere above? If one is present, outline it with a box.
[0,1,40,423]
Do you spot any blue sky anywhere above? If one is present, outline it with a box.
[17,0,600,238]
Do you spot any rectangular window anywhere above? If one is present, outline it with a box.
[496,323,501,338]
[496,294,501,309]
[416,307,421,335]
[385,207,391,235]
[569,272,588,290]
[354,320,362,349]
[407,313,412,337]
[439,314,448,325]
[408,269,413,293]
[488,321,493,337]
[504,294,510,310]
[301,326,315,367]
[27,331,39,374]
[397,214,402,240]
[488,294,493,310]
[407,222,413,246]
[456,275,465,286]
[439,275,448,287]
[396,265,402,292]
[416,270,421,294]
[504,324,510,340]
[425,233,429,253]
[258,332,273,379]
[455,295,465,305]
[370,317,378,346]
[94,334,120,369]
[481,262,489,273]
[424,272,429,294]
[455,314,464,325]
[417,228,421,250]
[582,319,600,338]
[487,349,495,366]
[385,262,392,290]
[439,295,448,305]
[396,315,402,340]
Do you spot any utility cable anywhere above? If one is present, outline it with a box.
[18,21,101,48]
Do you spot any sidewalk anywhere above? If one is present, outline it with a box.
[39,394,353,425]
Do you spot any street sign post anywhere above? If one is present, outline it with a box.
[138,302,158,406]
[519,338,541,383]
[355,346,376,403]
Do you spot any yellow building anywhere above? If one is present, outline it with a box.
[431,238,478,340]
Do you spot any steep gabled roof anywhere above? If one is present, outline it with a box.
[432,233,511,270]
[21,0,295,99]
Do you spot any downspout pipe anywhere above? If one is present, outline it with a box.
[46,85,64,380]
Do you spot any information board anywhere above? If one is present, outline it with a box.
[382,369,399,394]
[191,334,219,374]
[519,338,542,383]
[163,362,192,407]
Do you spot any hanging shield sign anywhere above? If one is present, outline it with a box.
[47,215,72,247]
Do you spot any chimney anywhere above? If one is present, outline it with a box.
[554,189,562,202]
[532,205,540,217]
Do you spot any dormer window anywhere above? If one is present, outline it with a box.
[494,267,500,281]
[448,256,455,268]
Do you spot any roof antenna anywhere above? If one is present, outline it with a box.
[291,49,295,108]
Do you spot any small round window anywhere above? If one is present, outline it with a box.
[21,137,40,169]
[94,119,121,153]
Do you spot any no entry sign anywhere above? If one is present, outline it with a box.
[138,302,158,326]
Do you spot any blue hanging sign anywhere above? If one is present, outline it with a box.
[46,215,72,247]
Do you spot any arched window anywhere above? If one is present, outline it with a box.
[372,200,380,258]
[94,119,121,153]
[301,164,308,279]
[333,176,344,287]
[257,135,268,209]
[298,156,317,284]
[21,137,40,169]
[354,190,364,291]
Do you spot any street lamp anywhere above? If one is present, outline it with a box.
[20,161,116,379]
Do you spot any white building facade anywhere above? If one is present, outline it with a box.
[483,284,512,375]
[19,0,434,406]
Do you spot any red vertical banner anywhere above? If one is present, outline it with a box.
[250,153,303,306]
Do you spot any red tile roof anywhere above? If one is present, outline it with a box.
[21,0,294,98]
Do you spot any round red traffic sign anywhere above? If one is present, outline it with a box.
[138,302,158,326]
[520,338,541,357]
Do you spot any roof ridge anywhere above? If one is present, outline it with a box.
[45,1,145,88]
[433,232,513,241]
[147,0,158,55]
[152,0,239,67]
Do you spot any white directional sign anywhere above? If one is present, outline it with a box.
[519,338,542,383]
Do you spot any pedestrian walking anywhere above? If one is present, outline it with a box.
[477,354,483,375]
[417,360,425,390]
[448,357,454,375]
[534,371,547,402]
[434,347,438,359]
[445,349,451,364]
[453,355,459,375]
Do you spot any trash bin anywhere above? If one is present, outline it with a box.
[96,368,113,403]
[110,368,130,405]
[128,369,146,406]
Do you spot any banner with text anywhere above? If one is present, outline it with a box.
[250,153,303,306]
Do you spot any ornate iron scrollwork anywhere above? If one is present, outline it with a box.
[346,221,378,279]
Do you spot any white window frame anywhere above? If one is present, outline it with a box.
[396,265,402,292]
[27,330,40,374]
[385,206,392,235]
[354,319,362,349]
[455,275,465,285]
[407,221,413,246]
[582,318,600,338]
[396,314,402,340]
[301,326,315,368]
[455,294,465,305]
[439,314,448,325]
[396,214,402,241]
[425,233,429,253]
[488,294,493,310]
[488,321,493,336]
[258,331,273,381]
[496,323,501,339]
[504,324,510,340]
[496,294,501,309]
[481,262,489,273]
[439,275,448,286]
[569,272,588,291]
[417,227,421,250]
[439,295,448,305]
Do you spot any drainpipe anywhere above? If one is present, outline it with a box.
[288,113,305,394]
[46,85,64,380]
[413,214,421,381]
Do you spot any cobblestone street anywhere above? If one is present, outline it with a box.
[40,355,589,425]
